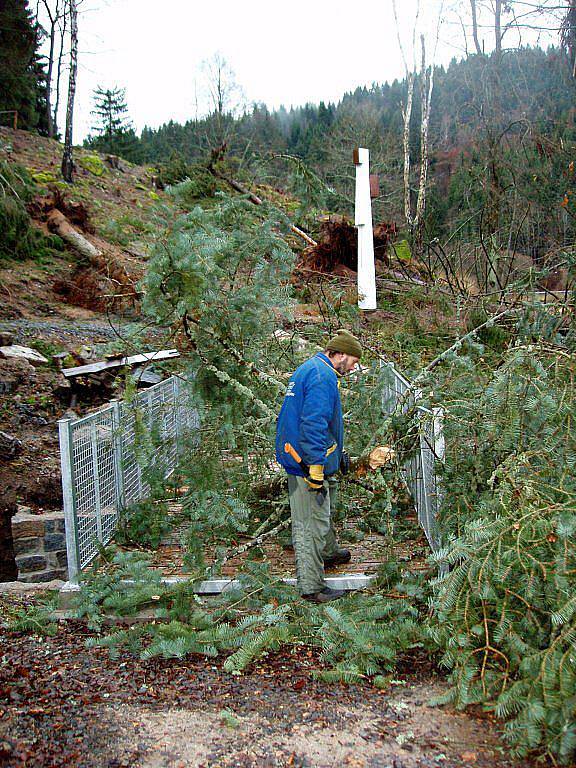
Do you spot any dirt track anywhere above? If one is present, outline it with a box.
[0,614,531,768]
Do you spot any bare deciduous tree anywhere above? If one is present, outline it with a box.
[470,0,483,54]
[38,0,66,137]
[197,53,246,149]
[392,0,443,247]
[61,0,77,182]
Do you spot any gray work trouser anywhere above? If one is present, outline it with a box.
[288,475,340,595]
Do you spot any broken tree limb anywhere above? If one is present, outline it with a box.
[181,312,284,391]
[208,167,317,248]
[209,517,291,576]
[252,501,289,538]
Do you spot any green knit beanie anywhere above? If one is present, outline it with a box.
[326,329,362,359]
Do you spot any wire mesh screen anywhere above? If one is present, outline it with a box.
[68,407,116,569]
[59,376,197,580]
[379,363,444,553]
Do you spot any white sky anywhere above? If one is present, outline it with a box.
[46,0,557,141]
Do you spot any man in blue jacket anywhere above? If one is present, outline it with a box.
[275,329,362,603]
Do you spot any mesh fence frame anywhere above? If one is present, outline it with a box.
[379,362,444,552]
[59,376,197,581]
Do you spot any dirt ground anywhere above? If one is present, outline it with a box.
[0,317,131,513]
[0,610,534,768]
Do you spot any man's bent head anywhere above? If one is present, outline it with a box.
[326,351,360,375]
[325,329,362,375]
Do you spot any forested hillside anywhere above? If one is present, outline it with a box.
[121,48,576,263]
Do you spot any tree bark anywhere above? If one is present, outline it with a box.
[494,0,502,57]
[415,35,436,247]
[470,0,483,55]
[41,0,56,138]
[61,0,78,183]
[47,209,100,259]
[402,72,415,229]
[53,3,68,133]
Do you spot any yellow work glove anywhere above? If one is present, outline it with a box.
[305,464,324,492]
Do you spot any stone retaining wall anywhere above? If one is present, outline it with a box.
[11,510,68,583]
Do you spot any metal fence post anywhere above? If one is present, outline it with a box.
[110,400,125,517]
[58,418,80,583]
[432,406,446,464]
[90,421,103,542]
[173,376,181,455]
[417,423,434,547]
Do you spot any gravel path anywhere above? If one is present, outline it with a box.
[0,318,123,342]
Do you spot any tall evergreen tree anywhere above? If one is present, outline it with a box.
[0,0,48,132]
[85,86,138,160]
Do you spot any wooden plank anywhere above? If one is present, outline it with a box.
[62,349,180,378]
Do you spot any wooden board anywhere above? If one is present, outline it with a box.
[62,349,180,378]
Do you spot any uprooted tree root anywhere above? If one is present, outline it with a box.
[296,218,397,277]
[28,186,95,234]
[53,263,140,313]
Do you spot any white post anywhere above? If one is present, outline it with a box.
[354,147,377,310]
[58,418,80,583]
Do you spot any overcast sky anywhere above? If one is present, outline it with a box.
[46,0,556,141]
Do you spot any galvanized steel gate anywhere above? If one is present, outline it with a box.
[58,376,198,582]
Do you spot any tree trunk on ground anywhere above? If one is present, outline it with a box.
[61,0,78,183]
[46,209,137,296]
[47,209,101,259]
[208,166,317,247]
[0,493,18,582]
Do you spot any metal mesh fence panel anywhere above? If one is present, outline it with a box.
[379,362,444,553]
[59,376,197,581]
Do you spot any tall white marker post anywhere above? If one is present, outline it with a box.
[354,147,377,310]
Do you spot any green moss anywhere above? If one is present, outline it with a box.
[31,170,58,184]
[79,154,106,177]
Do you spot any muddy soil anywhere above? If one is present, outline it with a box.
[0,608,533,768]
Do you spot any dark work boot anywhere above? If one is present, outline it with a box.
[302,587,346,603]
[323,549,351,568]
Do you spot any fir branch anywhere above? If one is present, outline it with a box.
[209,517,290,576]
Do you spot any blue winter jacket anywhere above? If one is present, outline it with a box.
[275,352,343,477]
